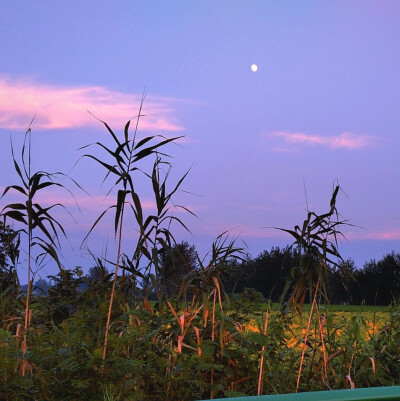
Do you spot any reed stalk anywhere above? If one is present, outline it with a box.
[315,302,328,382]
[2,123,74,375]
[102,207,124,370]
[80,100,187,367]
[297,278,320,392]
[257,309,270,396]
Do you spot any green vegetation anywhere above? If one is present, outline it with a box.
[1,115,400,400]
[223,249,400,307]
[258,303,389,313]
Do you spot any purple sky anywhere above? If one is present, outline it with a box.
[1,1,400,281]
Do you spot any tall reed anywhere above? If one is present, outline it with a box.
[1,122,75,375]
[275,183,351,391]
[80,99,187,366]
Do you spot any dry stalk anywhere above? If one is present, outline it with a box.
[210,288,217,399]
[296,279,320,392]
[346,352,356,388]
[315,303,328,383]
[211,289,216,341]
[257,309,270,396]
[167,300,203,353]
[20,234,32,377]
[102,208,124,372]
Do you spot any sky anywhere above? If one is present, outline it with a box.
[0,1,400,281]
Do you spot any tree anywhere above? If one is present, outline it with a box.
[326,259,358,304]
[248,246,299,301]
[46,267,84,325]
[221,246,298,300]
[220,256,252,294]
[32,277,50,295]
[87,263,111,283]
[159,241,197,295]
[0,220,19,292]
[358,252,400,305]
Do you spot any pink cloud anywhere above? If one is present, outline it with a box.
[0,75,184,131]
[346,228,400,241]
[0,186,196,229]
[266,131,375,150]
[0,188,156,213]
[374,230,400,240]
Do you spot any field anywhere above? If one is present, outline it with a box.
[2,291,399,401]
[243,304,389,340]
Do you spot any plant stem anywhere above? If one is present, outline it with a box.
[257,309,270,396]
[210,288,216,399]
[102,207,125,371]
[315,303,327,383]
[296,278,320,392]
[22,192,33,377]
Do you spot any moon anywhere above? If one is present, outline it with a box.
[251,64,258,72]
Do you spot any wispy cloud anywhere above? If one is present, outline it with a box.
[0,75,184,131]
[346,228,400,241]
[371,229,400,240]
[0,187,196,229]
[263,131,375,151]
[0,187,189,215]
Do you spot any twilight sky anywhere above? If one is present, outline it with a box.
[0,1,400,280]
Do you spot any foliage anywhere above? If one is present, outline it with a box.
[1,124,79,377]
[1,287,399,400]
[159,241,197,295]
[0,221,19,269]
[356,252,400,305]
[79,105,193,364]
[0,221,19,293]
[223,249,400,307]
[222,246,298,301]
[1,126,76,271]
[275,184,349,312]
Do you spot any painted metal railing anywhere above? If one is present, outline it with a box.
[200,386,400,401]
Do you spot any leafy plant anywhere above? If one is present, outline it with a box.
[79,100,188,364]
[1,122,76,375]
[275,183,352,391]
[276,184,350,312]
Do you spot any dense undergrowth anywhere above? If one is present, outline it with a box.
[1,286,400,400]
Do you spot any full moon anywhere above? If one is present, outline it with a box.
[251,64,258,72]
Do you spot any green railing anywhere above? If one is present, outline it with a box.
[200,386,400,401]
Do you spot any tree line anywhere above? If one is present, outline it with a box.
[151,241,400,306]
[222,246,400,306]
[1,220,400,306]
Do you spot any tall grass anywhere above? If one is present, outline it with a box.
[275,183,354,391]
[1,122,77,376]
[79,100,191,365]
